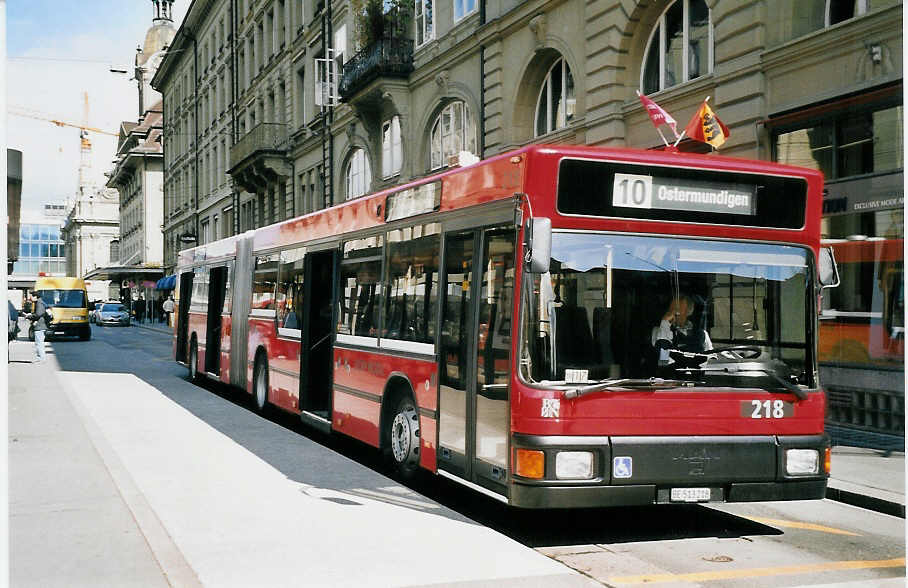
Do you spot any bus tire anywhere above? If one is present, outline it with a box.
[188,338,199,382]
[79,327,91,341]
[28,326,34,342]
[253,354,269,413]
[387,395,421,479]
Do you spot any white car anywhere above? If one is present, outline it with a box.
[96,303,131,327]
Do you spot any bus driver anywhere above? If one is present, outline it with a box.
[651,294,712,366]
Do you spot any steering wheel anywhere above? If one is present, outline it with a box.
[709,345,762,359]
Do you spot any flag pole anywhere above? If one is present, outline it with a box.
[705,96,713,152]
[656,127,669,147]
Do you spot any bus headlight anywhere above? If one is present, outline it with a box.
[555,451,594,479]
[786,449,819,475]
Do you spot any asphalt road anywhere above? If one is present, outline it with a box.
[9,324,905,587]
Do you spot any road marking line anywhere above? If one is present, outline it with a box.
[609,558,905,585]
[743,516,860,536]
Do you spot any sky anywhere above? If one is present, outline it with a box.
[7,0,189,217]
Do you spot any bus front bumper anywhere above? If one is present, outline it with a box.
[508,433,828,509]
[47,322,90,337]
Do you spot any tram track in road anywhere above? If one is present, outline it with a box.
[80,326,905,587]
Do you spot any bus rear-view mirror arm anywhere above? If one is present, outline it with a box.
[525,217,551,274]
[818,247,840,289]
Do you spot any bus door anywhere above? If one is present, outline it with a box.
[299,248,337,426]
[438,225,515,496]
[176,271,194,363]
[205,265,229,374]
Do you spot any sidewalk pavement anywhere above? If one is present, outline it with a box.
[131,320,172,335]
[827,445,905,518]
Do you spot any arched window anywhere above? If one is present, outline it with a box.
[534,57,575,137]
[430,101,477,170]
[345,148,372,200]
[641,0,712,94]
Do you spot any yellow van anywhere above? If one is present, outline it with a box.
[32,276,91,341]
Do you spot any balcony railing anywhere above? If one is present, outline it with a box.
[339,38,414,99]
[230,122,289,169]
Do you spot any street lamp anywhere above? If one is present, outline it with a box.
[109,48,147,119]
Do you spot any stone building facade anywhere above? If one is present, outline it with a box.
[153,0,901,258]
[107,105,166,268]
[61,189,120,279]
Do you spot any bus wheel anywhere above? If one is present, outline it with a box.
[28,327,34,342]
[79,327,91,341]
[388,396,420,478]
[253,356,269,413]
[188,339,199,381]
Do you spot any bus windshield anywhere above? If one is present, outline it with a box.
[521,233,814,390]
[38,289,87,308]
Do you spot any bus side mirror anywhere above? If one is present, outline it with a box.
[525,217,551,274]
[818,247,840,289]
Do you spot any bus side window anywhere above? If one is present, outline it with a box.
[384,223,440,343]
[338,235,384,338]
[278,247,306,329]
[252,254,279,311]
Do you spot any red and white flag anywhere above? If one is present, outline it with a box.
[637,91,678,137]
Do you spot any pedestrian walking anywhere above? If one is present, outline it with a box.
[25,291,49,363]
[136,295,146,323]
[163,294,175,327]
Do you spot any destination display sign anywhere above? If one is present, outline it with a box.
[557,158,807,229]
[612,173,756,216]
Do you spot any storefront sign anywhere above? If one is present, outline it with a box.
[824,171,903,216]
[612,173,756,216]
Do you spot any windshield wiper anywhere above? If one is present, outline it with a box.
[563,378,694,400]
[661,347,808,401]
[694,364,807,401]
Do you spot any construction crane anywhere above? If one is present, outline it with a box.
[9,106,118,136]
[11,93,120,204]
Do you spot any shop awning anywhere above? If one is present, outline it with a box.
[155,275,176,290]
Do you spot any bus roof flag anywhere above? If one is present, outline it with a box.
[637,91,678,143]
[684,98,730,149]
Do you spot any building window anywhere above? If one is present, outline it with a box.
[641,0,712,94]
[382,116,403,178]
[200,219,210,244]
[345,148,372,200]
[534,57,575,137]
[296,67,306,125]
[414,0,434,46]
[768,0,881,45]
[773,103,903,181]
[430,101,476,170]
[453,0,476,23]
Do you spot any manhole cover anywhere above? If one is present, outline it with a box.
[702,555,734,563]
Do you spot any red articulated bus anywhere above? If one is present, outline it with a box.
[173,145,835,508]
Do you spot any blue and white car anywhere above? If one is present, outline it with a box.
[97,303,131,327]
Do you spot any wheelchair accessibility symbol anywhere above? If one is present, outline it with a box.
[613,456,633,479]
